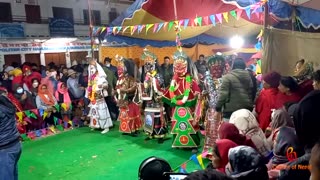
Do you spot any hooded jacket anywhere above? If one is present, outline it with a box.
[0,95,20,149]
[278,90,320,180]
[216,69,254,114]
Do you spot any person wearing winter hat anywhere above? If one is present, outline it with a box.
[255,71,281,131]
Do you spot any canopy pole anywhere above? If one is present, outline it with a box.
[88,0,95,60]
[263,1,269,29]
[173,0,178,20]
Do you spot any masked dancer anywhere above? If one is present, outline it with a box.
[86,60,113,134]
[114,55,142,137]
[163,50,202,148]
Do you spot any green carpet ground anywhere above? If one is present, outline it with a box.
[19,125,208,180]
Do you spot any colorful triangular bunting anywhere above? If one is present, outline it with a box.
[184,19,189,29]
[156,23,164,32]
[216,13,222,23]
[223,12,229,23]
[168,21,174,31]
[230,10,237,19]
[209,15,216,26]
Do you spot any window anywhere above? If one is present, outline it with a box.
[83,10,101,25]
[25,5,41,23]
[0,3,12,22]
[52,7,74,23]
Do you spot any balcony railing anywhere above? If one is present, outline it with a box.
[9,15,108,26]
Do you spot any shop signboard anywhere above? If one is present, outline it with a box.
[0,23,25,38]
[49,18,74,37]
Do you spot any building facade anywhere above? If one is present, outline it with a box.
[0,0,131,70]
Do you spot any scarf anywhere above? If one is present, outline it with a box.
[271,126,303,165]
[270,108,294,130]
[38,84,56,106]
[229,109,271,157]
[218,122,257,149]
[294,62,313,82]
[55,82,71,104]
[215,139,238,173]
[228,146,264,175]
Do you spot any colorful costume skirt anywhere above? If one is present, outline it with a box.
[119,102,142,133]
[88,98,113,129]
[171,106,200,148]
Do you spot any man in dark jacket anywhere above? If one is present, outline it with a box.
[104,57,118,79]
[160,56,173,88]
[214,58,255,120]
[0,87,22,180]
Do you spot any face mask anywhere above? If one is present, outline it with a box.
[50,71,57,78]
[106,64,110,67]
[17,88,24,94]
[32,82,39,88]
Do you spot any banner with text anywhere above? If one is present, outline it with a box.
[49,18,75,37]
[0,43,90,54]
[0,23,25,38]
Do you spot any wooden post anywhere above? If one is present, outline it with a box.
[88,0,94,59]
[263,1,269,29]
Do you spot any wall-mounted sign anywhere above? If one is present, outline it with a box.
[0,23,25,38]
[49,18,74,37]
[0,43,90,54]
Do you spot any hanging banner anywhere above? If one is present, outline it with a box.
[0,23,25,38]
[49,18,75,37]
[0,43,91,54]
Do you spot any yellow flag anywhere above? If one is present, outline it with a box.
[43,111,48,119]
[223,12,229,23]
[68,120,73,126]
[100,27,106,33]
[197,154,205,169]
[112,27,117,34]
[16,112,23,122]
[61,103,67,111]
[146,24,154,34]
[257,29,264,39]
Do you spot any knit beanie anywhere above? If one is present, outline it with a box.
[262,71,281,88]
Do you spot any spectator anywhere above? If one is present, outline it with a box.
[160,56,173,88]
[210,139,237,173]
[67,69,85,100]
[310,142,320,180]
[104,57,118,79]
[60,67,69,84]
[255,71,281,131]
[215,58,255,120]
[276,76,301,108]
[0,87,22,180]
[226,146,269,180]
[312,70,320,90]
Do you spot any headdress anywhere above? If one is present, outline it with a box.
[207,55,225,66]
[115,54,136,78]
[141,48,157,65]
[172,50,199,82]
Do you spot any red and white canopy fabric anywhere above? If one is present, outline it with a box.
[115,0,264,41]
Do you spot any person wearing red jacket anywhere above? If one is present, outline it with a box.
[275,76,301,109]
[22,65,42,91]
[255,71,281,131]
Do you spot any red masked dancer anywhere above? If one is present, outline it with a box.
[114,55,142,137]
[163,50,202,148]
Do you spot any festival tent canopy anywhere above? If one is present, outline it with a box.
[223,0,320,29]
[103,0,264,44]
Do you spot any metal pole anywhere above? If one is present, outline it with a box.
[173,0,178,20]
[263,1,269,29]
[88,0,94,60]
